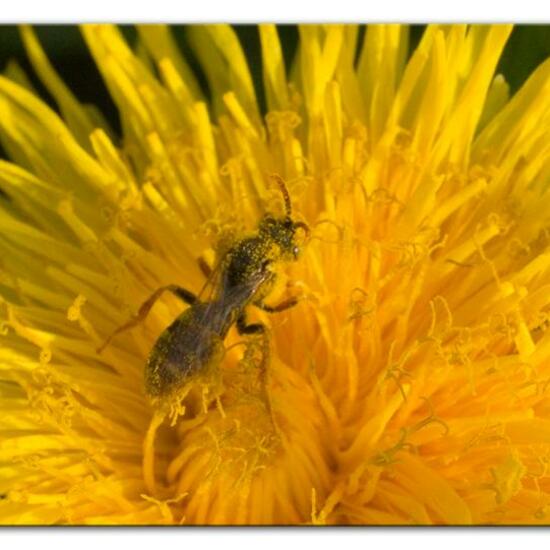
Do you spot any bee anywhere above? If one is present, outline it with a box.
[98,175,307,493]
[98,175,308,409]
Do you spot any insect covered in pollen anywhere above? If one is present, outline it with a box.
[98,174,308,414]
[98,174,308,492]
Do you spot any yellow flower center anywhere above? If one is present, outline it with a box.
[1,23,550,525]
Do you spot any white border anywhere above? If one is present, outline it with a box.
[0,0,549,23]
[1,529,550,549]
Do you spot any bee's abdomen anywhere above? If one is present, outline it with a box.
[144,307,224,399]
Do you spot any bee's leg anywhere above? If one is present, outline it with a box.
[255,296,299,313]
[197,256,212,278]
[236,312,266,336]
[97,285,197,354]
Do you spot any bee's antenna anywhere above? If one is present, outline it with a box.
[293,220,310,238]
[270,174,292,217]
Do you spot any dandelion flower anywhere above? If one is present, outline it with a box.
[1,23,550,525]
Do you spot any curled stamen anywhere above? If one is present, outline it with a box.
[371,428,410,466]
[310,219,344,244]
[369,187,405,207]
[347,287,375,323]
[409,397,450,437]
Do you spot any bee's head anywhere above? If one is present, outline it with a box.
[259,215,308,260]
[259,174,309,260]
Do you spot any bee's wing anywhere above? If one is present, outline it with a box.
[190,248,242,336]
[195,246,232,303]
[194,265,268,340]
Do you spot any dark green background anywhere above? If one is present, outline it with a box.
[0,25,548,138]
